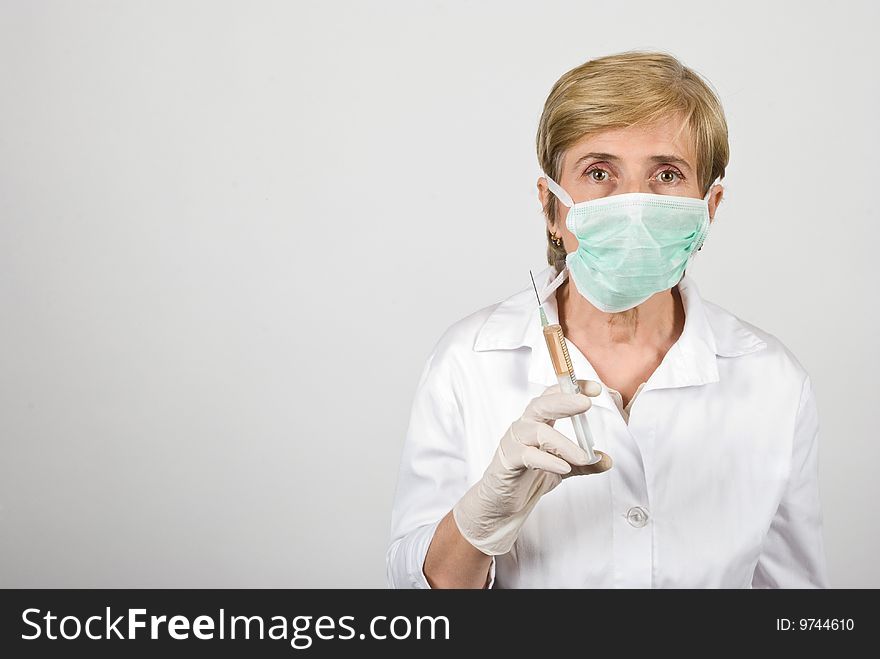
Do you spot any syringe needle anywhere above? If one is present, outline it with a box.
[529,269,540,304]
[529,269,549,327]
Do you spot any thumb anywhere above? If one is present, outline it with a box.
[576,379,602,396]
[561,450,612,479]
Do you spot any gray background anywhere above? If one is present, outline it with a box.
[1,0,877,588]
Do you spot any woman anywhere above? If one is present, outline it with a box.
[387,51,829,589]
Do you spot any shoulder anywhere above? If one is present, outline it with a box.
[427,301,503,370]
[421,276,536,389]
[701,297,810,386]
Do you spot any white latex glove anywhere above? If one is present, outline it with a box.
[452,379,612,556]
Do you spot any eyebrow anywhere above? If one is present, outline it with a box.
[573,152,693,173]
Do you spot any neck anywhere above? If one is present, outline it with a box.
[556,278,685,352]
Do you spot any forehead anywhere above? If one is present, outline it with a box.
[564,114,697,169]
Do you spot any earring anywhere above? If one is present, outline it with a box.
[550,231,563,248]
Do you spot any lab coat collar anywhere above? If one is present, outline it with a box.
[472,264,767,402]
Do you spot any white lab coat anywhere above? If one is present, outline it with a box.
[387,265,829,588]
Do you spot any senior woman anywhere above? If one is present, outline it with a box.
[387,51,829,589]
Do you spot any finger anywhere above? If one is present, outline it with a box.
[517,421,590,466]
[544,380,601,396]
[576,379,602,397]
[561,450,613,479]
[519,445,571,475]
[538,384,563,427]
[523,392,591,423]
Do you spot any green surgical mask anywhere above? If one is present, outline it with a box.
[543,174,720,313]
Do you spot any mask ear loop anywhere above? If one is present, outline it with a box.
[696,176,723,252]
[542,173,574,208]
[703,176,722,202]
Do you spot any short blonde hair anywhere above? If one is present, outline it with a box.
[536,50,730,271]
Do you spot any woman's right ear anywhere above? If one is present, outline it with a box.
[536,177,549,210]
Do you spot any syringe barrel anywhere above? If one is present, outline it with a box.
[556,374,601,465]
[542,322,601,465]
[542,324,571,377]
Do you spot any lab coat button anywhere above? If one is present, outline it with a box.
[626,506,649,528]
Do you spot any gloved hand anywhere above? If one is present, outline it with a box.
[452,379,612,556]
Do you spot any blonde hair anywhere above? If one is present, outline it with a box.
[536,50,730,271]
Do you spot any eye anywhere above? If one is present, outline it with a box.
[656,168,684,184]
[584,166,610,182]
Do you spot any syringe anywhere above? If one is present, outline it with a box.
[530,270,601,465]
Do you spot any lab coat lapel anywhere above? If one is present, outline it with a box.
[637,274,721,394]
